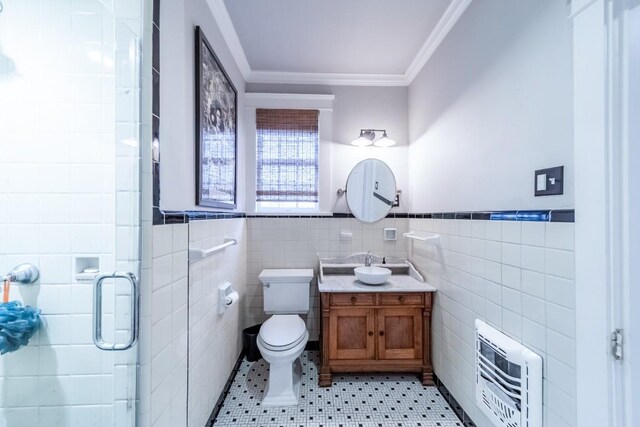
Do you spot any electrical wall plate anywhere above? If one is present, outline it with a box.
[534,166,564,196]
[384,228,397,241]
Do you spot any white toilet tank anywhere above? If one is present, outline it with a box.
[259,269,314,314]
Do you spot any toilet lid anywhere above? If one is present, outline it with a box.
[259,315,307,349]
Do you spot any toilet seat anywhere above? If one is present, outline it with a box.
[258,315,307,352]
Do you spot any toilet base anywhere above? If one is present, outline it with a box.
[262,357,303,407]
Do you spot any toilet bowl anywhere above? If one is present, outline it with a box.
[257,269,314,407]
[257,315,309,406]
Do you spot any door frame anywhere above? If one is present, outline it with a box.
[572,0,638,425]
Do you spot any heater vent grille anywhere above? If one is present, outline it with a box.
[475,320,542,427]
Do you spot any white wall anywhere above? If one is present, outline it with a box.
[160,0,246,212]
[146,224,189,427]
[404,2,578,427]
[408,0,573,212]
[246,217,408,341]
[409,219,576,427]
[245,84,409,146]
[146,219,246,427]
[245,83,411,212]
[187,218,246,427]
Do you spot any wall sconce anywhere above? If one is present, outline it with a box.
[351,129,396,147]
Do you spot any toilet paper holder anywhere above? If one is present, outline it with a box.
[218,282,239,314]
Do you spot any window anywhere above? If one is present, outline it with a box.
[256,109,319,210]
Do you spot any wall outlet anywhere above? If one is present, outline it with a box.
[534,166,564,196]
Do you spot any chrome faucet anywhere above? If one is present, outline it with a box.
[364,251,373,267]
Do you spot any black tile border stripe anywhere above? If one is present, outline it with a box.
[153,208,574,225]
[205,348,246,427]
[434,373,477,427]
[151,0,161,210]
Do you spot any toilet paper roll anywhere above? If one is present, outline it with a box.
[225,291,239,306]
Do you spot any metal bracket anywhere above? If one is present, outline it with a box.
[1,264,40,285]
[611,329,623,360]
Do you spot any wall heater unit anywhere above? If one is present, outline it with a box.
[475,320,542,427]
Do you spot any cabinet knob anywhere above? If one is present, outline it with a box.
[399,296,404,302]
[379,331,385,336]
[351,296,357,303]
[368,331,373,336]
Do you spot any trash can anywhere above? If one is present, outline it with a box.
[242,324,263,362]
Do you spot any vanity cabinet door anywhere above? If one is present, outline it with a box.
[376,307,423,360]
[329,307,375,360]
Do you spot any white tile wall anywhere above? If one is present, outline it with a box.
[188,218,246,427]
[142,224,188,427]
[0,1,144,426]
[246,217,408,340]
[408,219,576,427]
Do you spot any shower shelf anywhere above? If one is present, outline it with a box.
[403,232,445,267]
[189,238,237,263]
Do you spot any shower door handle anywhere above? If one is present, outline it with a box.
[93,272,140,351]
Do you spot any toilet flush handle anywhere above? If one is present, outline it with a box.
[263,282,270,288]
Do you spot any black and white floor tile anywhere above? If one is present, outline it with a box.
[213,351,463,427]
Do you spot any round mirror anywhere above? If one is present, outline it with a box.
[345,159,397,223]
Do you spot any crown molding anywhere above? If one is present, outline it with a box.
[207,0,472,87]
[404,0,473,83]
[247,70,408,87]
[206,0,251,79]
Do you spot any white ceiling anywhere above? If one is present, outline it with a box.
[210,0,472,86]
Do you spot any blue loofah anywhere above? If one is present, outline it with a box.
[0,301,41,355]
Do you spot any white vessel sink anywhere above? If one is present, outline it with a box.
[354,266,392,285]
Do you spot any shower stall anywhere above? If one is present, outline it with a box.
[0,0,148,426]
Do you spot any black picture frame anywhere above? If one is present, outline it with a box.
[195,26,237,209]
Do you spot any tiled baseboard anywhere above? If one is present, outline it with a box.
[205,350,246,427]
[433,374,477,427]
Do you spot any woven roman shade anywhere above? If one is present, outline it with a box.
[256,109,319,203]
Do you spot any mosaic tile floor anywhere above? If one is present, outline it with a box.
[213,351,463,427]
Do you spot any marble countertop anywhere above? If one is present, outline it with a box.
[318,274,436,293]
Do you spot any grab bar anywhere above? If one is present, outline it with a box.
[189,238,237,262]
[93,272,139,351]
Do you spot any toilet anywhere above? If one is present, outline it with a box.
[257,269,314,407]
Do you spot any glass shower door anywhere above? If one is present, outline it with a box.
[0,1,142,426]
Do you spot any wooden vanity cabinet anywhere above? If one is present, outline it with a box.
[319,292,434,386]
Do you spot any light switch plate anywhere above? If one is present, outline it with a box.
[536,174,547,191]
[534,166,564,196]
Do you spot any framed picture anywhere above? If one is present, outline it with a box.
[195,26,237,209]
